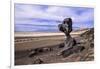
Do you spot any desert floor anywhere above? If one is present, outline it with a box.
[15,29,94,65]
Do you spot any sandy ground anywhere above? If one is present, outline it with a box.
[15,30,87,51]
[15,29,94,65]
[15,30,87,37]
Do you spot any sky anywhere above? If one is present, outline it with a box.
[15,3,94,32]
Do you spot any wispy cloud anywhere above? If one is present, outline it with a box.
[15,3,94,32]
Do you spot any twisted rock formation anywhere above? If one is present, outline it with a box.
[57,18,76,56]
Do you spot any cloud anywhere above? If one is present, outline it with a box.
[15,3,94,32]
[45,6,94,23]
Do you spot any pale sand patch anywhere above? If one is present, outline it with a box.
[15,30,88,37]
[14,29,88,51]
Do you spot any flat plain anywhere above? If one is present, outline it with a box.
[15,28,94,65]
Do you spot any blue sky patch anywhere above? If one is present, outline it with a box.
[15,3,94,32]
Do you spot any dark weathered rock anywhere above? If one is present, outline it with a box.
[72,46,85,53]
[58,18,77,56]
[72,38,77,46]
[35,48,43,53]
[28,47,53,58]
[42,47,52,52]
[90,43,94,48]
[79,46,85,52]
[61,49,73,57]
[60,46,85,57]
[59,43,64,48]
[33,58,43,64]
[29,50,37,58]
[28,48,43,58]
